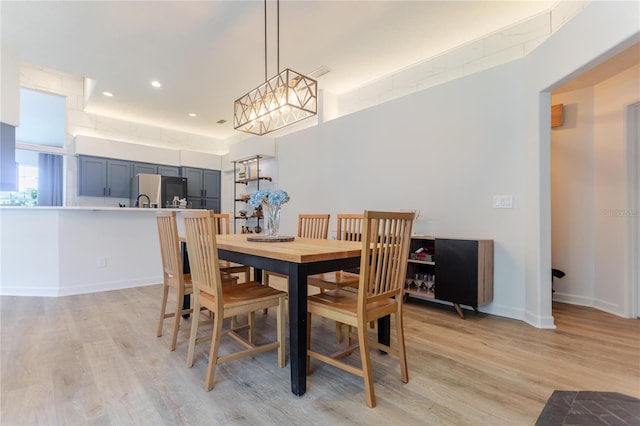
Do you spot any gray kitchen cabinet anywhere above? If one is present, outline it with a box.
[79,156,132,198]
[189,197,220,212]
[158,165,180,177]
[133,162,157,175]
[0,123,17,191]
[181,167,220,211]
[133,162,180,177]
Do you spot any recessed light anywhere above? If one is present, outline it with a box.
[151,81,161,88]
[188,113,197,117]
[102,91,113,97]
[216,119,227,125]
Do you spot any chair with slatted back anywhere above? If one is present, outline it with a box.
[182,210,287,391]
[308,213,363,291]
[156,211,237,351]
[213,213,251,283]
[156,211,193,351]
[306,210,415,408]
[262,213,331,288]
[307,213,364,342]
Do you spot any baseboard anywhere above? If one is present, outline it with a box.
[0,278,162,297]
[553,292,628,318]
[523,309,557,329]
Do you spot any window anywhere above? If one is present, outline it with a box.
[0,150,39,206]
[16,88,66,147]
[0,88,67,205]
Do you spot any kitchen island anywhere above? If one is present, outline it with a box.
[0,206,200,297]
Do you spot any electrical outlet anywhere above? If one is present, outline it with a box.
[96,256,107,268]
[493,195,513,209]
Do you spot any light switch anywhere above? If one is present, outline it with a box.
[493,195,513,209]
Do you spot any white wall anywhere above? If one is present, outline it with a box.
[276,60,528,321]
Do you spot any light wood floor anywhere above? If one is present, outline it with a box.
[1,282,638,425]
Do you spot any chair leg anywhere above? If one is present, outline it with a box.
[169,287,184,351]
[248,311,255,344]
[263,272,270,315]
[186,296,200,368]
[335,321,343,343]
[396,309,409,383]
[358,321,376,408]
[277,297,285,368]
[205,309,223,391]
[157,284,169,337]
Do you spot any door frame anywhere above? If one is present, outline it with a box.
[627,102,640,318]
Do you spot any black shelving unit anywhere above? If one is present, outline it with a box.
[232,156,272,234]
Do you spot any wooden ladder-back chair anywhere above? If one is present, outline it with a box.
[306,210,415,408]
[156,210,195,351]
[308,213,364,291]
[156,211,237,351]
[308,213,364,342]
[213,213,251,283]
[182,210,287,391]
[263,213,331,288]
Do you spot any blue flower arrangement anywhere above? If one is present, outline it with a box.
[248,189,290,207]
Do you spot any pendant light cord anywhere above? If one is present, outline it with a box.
[277,0,280,73]
[264,0,281,79]
[264,0,267,81]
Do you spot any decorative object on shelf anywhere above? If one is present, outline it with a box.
[233,0,317,136]
[248,188,290,238]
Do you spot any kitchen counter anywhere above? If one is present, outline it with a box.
[0,206,202,211]
[0,206,203,297]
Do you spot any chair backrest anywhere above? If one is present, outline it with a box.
[212,213,231,235]
[336,213,364,242]
[358,211,415,309]
[182,210,224,310]
[156,211,185,289]
[298,214,330,239]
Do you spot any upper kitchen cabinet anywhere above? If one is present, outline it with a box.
[79,156,132,198]
[158,165,181,177]
[181,167,220,210]
[133,162,180,177]
[0,123,17,191]
[181,167,220,199]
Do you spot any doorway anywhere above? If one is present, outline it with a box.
[630,102,640,318]
[550,48,639,319]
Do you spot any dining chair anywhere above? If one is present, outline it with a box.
[262,213,331,289]
[156,211,237,351]
[156,210,193,351]
[213,213,251,283]
[182,210,287,391]
[306,210,415,408]
[307,213,364,342]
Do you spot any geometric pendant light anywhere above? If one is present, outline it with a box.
[234,0,317,135]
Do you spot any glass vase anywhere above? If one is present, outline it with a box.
[263,203,281,237]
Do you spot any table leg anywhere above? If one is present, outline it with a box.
[288,264,308,396]
[181,241,190,318]
[377,316,390,354]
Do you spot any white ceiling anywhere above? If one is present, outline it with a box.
[2,1,559,140]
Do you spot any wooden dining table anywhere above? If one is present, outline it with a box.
[214,233,394,397]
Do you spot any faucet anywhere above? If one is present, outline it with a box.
[136,194,150,207]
